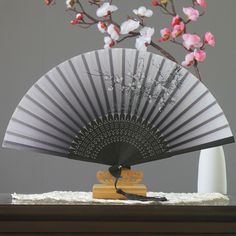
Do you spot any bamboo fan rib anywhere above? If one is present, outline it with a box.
[2,48,234,167]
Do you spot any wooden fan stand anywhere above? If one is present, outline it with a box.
[92,168,147,200]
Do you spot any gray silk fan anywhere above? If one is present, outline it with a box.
[2,48,234,201]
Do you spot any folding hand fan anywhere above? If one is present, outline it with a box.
[3,48,234,201]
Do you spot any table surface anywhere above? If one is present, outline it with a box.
[1,193,236,235]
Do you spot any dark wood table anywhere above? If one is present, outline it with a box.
[0,193,236,235]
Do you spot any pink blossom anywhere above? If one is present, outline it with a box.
[97,21,107,33]
[70,19,79,25]
[151,0,159,6]
[104,36,115,49]
[183,7,199,21]
[171,22,185,38]
[196,0,207,8]
[194,49,206,62]
[159,28,171,42]
[181,52,195,67]
[96,2,118,17]
[120,19,140,34]
[107,24,120,40]
[133,6,153,17]
[182,33,203,50]
[76,13,84,21]
[204,32,215,47]
[44,0,54,6]
[171,15,181,27]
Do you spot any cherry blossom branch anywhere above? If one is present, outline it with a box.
[71,1,178,62]
[156,0,214,81]
[44,0,215,82]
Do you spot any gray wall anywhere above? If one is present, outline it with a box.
[0,0,236,195]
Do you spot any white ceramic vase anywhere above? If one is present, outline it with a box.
[197,146,227,194]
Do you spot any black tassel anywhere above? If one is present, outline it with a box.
[109,165,168,202]
[116,188,167,202]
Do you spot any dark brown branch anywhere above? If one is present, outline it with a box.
[128,31,140,36]
[109,13,113,23]
[66,7,79,14]
[170,0,177,16]
[170,39,190,52]
[200,10,205,17]
[159,7,170,15]
[193,61,202,81]
[117,34,137,43]
[88,0,100,7]
[78,24,95,29]
[77,0,98,23]
[183,19,191,24]
[150,41,178,63]
[159,5,175,16]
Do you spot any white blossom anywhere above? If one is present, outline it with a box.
[107,24,120,40]
[104,36,115,49]
[97,21,107,33]
[120,19,140,35]
[96,2,118,17]
[66,0,76,9]
[135,37,148,51]
[139,27,155,43]
[135,27,155,51]
[133,6,153,18]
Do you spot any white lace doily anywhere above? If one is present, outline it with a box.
[11,191,229,205]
